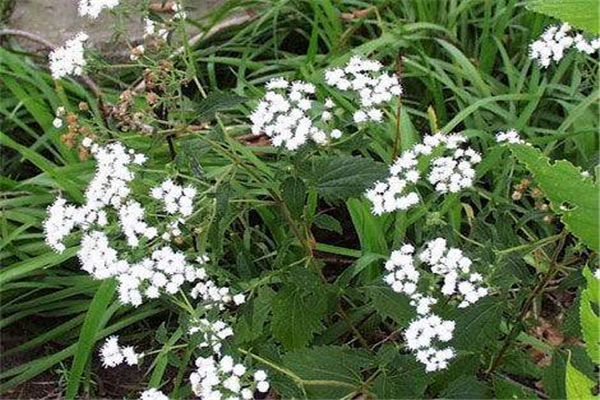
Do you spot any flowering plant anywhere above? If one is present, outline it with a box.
[1,0,599,399]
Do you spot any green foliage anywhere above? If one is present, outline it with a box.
[527,0,600,34]
[565,353,597,400]
[580,268,599,363]
[367,285,415,325]
[509,144,600,251]
[270,286,328,349]
[1,0,599,398]
[300,156,387,202]
[281,346,372,399]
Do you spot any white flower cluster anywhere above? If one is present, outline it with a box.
[117,246,207,305]
[77,230,209,306]
[428,146,480,194]
[78,0,119,18]
[140,388,169,400]
[190,319,235,353]
[366,133,480,215]
[250,79,334,150]
[325,56,402,124]
[44,141,145,253]
[99,335,141,368]
[495,129,527,145]
[43,141,224,307]
[151,180,196,217]
[190,279,246,310]
[405,314,455,372]
[190,355,269,400]
[49,32,89,79]
[383,238,489,371]
[420,238,488,308]
[529,23,600,67]
[119,200,158,246]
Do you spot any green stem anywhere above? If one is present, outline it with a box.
[484,232,567,377]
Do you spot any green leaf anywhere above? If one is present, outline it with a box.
[313,213,342,234]
[235,287,275,343]
[440,376,493,399]
[281,177,307,220]
[65,280,117,399]
[509,144,600,251]
[371,347,431,399]
[190,92,247,123]
[493,376,539,399]
[347,198,388,257]
[367,285,415,326]
[281,346,372,399]
[580,267,600,363]
[565,352,597,400]
[527,0,600,35]
[271,286,327,349]
[452,297,502,351]
[300,156,387,202]
[542,350,568,399]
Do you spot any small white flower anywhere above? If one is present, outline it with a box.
[49,32,89,79]
[78,0,119,18]
[140,388,169,400]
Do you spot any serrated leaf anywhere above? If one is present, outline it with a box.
[282,346,372,399]
[440,376,493,399]
[452,297,502,351]
[371,346,431,399]
[191,92,247,123]
[493,376,539,399]
[542,350,567,399]
[300,156,387,202]
[526,0,600,35]
[565,352,597,400]
[580,267,599,363]
[235,287,275,344]
[271,286,327,349]
[367,285,415,325]
[509,144,599,251]
[281,177,306,219]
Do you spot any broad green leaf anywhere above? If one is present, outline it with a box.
[367,285,415,326]
[493,376,539,399]
[281,177,307,220]
[371,346,431,399]
[189,92,247,123]
[452,297,502,351]
[235,287,275,343]
[527,0,600,35]
[271,286,327,349]
[440,375,493,399]
[580,267,600,363]
[565,352,597,400]
[300,156,387,202]
[509,144,600,251]
[281,346,372,399]
[65,280,117,399]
